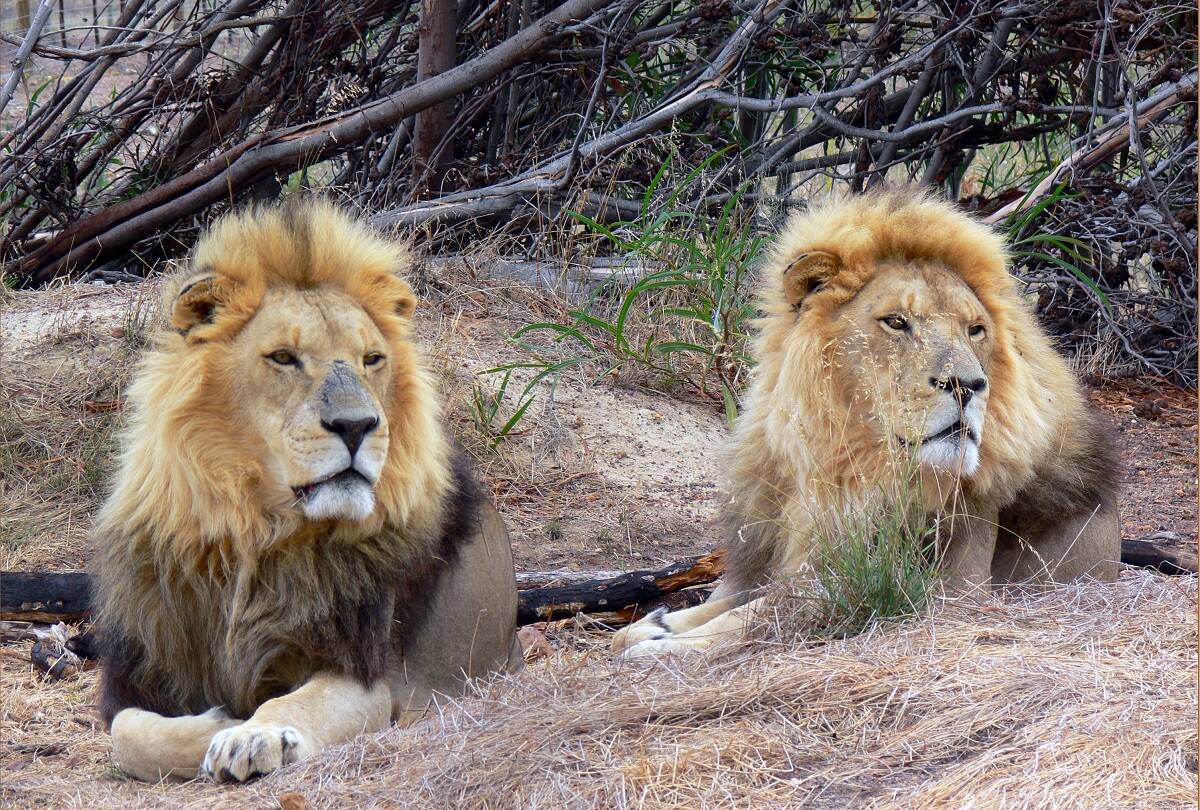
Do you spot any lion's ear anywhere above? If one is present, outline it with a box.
[390,277,417,319]
[782,251,840,308]
[172,273,233,334]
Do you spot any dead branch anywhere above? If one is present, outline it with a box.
[516,550,726,625]
[3,536,1192,627]
[1119,533,1197,577]
[7,0,616,285]
[29,622,83,679]
[983,73,1198,226]
[0,0,56,114]
[1,0,1193,382]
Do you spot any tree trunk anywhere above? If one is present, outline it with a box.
[413,0,458,196]
[16,0,32,30]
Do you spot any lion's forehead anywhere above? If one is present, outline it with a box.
[855,262,986,321]
[242,287,384,356]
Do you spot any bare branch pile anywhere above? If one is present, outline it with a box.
[1,0,1195,383]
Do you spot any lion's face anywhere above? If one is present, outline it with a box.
[829,260,993,476]
[781,248,994,478]
[228,287,394,522]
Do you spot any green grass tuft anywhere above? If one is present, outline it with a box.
[808,471,941,639]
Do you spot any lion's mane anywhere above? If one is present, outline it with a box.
[93,200,476,724]
[722,188,1119,589]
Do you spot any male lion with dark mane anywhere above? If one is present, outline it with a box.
[614,187,1121,657]
[92,199,522,782]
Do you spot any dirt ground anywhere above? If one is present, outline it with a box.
[0,271,1196,807]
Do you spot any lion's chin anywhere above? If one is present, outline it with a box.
[298,479,377,523]
[917,437,980,477]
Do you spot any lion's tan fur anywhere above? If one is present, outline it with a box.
[93,203,457,715]
[751,190,1083,497]
[614,187,1119,656]
[726,188,1098,573]
[91,201,521,782]
[99,202,449,561]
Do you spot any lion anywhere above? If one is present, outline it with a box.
[91,199,523,782]
[613,186,1121,657]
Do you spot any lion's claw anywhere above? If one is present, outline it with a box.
[201,723,310,783]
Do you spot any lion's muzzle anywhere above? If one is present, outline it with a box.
[294,361,387,522]
[914,374,987,476]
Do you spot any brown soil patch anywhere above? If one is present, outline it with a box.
[1089,380,1197,541]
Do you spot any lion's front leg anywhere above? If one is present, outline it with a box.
[611,582,744,654]
[938,502,999,593]
[111,706,242,781]
[619,597,768,658]
[201,672,391,783]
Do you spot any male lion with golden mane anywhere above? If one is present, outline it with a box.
[92,199,522,782]
[614,187,1121,658]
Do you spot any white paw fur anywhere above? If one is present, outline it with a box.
[619,635,706,660]
[611,608,672,653]
[201,723,312,783]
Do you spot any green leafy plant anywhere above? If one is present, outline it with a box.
[1004,181,1113,315]
[466,369,537,449]
[509,149,764,426]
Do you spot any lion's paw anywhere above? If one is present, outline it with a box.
[611,608,672,653]
[201,723,312,783]
[619,635,707,660]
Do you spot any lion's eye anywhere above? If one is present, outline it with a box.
[880,314,910,333]
[364,352,385,367]
[968,324,986,339]
[266,349,299,367]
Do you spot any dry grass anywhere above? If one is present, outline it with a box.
[7,572,1192,809]
[256,573,1198,809]
[0,283,156,570]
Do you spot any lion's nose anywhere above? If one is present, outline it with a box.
[930,375,987,406]
[321,416,379,457]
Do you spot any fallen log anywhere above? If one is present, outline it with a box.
[516,550,726,625]
[0,553,727,628]
[2,536,1193,626]
[1119,533,1197,577]
[1,571,92,622]
[515,569,624,589]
